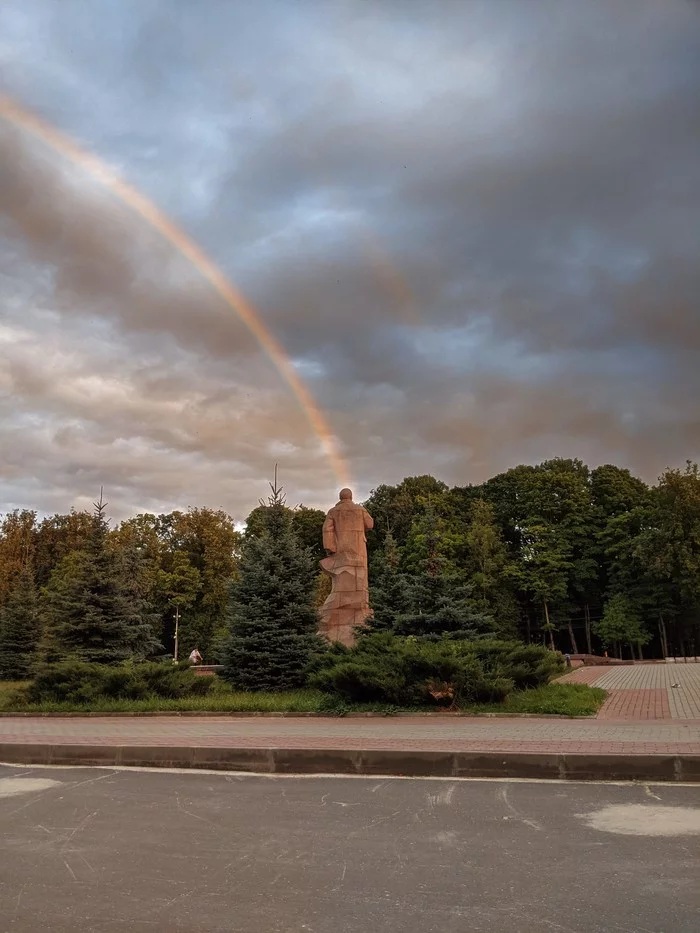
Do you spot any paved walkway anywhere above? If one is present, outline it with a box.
[1,714,699,756]
[561,662,700,720]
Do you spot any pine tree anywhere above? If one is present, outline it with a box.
[393,508,495,639]
[40,494,160,664]
[369,530,410,630]
[0,563,40,679]
[222,474,321,690]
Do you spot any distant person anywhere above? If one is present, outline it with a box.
[565,653,571,668]
[189,648,203,665]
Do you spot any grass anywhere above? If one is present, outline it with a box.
[0,678,606,717]
[469,683,607,717]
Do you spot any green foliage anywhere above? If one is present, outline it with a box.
[497,683,606,717]
[595,594,651,656]
[392,572,495,639]
[39,501,160,664]
[7,456,700,664]
[223,483,321,691]
[371,505,497,639]
[308,633,551,707]
[0,564,40,679]
[363,475,449,556]
[23,660,211,705]
[458,639,564,688]
[0,676,603,716]
[369,530,411,630]
[291,506,326,558]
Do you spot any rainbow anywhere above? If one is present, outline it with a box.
[0,94,350,487]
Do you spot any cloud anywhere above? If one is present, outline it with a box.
[1,0,699,519]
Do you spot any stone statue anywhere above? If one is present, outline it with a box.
[318,488,374,646]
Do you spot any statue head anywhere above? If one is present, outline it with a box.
[339,488,353,501]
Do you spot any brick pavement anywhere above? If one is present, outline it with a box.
[1,714,698,756]
[560,661,700,720]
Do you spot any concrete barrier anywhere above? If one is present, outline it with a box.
[1,743,698,782]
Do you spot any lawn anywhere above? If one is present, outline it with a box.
[0,678,606,716]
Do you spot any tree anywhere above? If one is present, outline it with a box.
[33,509,95,587]
[595,594,650,659]
[222,477,320,691]
[640,463,700,656]
[390,507,494,639]
[291,507,326,559]
[40,496,160,664]
[510,523,572,649]
[369,530,411,631]
[0,564,40,679]
[400,508,465,576]
[113,507,240,660]
[393,570,495,640]
[0,510,37,607]
[462,499,519,635]
[363,475,449,556]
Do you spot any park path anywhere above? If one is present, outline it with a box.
[0,712,698,756]
[560,662,700,720]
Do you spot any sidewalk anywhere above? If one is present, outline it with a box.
[1,713,699,781]
[560,662,700,719]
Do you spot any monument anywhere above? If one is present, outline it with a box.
[319,488,374,646]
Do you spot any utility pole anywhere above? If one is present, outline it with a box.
[173,605,180,662]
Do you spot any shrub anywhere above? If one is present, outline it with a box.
[309,633,513,707]
[457,639,564,689]
[25,660,211,704]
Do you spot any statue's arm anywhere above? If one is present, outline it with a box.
[363,509,374,532]
[322,515,337,552]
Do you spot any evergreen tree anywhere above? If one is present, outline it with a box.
[223,475,320,691]
[40,495,160,664]
[0,563,40,679]
[392,508,494,639]
[369,530,410,630]
[393,570,494,639]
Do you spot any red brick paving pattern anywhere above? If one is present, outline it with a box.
[559,662,700,720]
[560,666,603,686]
[1,715,698,757]
[597,688,671,721]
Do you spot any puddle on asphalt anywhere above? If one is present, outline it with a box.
[577,804,700,836]
[0,777,61,798]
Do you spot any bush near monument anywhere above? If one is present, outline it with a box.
[18,660,211,706]
[308,633,563,707]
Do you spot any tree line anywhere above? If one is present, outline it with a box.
[1,457,699,678]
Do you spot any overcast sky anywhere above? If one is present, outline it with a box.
[1,0,699,521]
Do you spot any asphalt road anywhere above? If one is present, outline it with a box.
[0,765,698,933]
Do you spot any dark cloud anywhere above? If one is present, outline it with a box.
[1,0,699,519]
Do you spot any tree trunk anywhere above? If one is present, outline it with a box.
[567,621,578,654]
[658,614,669,659]
[543,600,555,650]
[584,603,593,655]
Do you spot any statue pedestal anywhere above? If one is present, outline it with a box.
[319,555,371,647]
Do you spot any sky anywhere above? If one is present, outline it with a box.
[1,0,699,522]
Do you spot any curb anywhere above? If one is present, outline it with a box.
[1,743,698,782]
[0,710,597,720]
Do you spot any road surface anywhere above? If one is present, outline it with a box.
[1,764,698,932]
